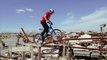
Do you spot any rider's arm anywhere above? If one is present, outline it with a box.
[44,14,52,24]
[44,14,48,21]
[44,12,51,21]
[44,12,53,25]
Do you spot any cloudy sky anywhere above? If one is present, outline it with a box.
[0,0,107,32]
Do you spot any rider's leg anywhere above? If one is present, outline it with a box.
[40,22,49,42]
[45,24,49,37]
[41,22,45,42]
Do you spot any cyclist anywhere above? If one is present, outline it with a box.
[40,9,54,43]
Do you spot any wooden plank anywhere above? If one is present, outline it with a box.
[21,28,29,42]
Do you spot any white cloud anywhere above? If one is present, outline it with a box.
[26,8,33,12]
[81,7,107,22]
[16,8,33,14]
[29,16,35,18]
[67,12,73,17]
[16,9,25,13]
[60,12,75,25]
[58,7,107,32]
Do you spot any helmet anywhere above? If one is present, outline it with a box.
[49,9,54,13]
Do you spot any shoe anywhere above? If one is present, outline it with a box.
[46,34,50,37]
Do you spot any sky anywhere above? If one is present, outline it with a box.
[0,0,107,33]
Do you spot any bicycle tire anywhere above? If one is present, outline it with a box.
[33,33,42,44]
[51,29,62,41]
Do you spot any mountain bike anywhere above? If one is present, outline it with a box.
[33,24,62,44]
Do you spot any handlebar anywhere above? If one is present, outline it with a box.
[47,21,53,25]
[48,21,54,30]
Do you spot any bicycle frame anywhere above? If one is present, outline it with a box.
[34,23,62,43]
[49,24,54,31]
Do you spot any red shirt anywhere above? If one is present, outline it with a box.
[41,11,52,23]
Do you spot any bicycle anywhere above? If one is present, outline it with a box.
[33,23,63,44]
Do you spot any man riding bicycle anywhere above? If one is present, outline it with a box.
[40,9,54,43]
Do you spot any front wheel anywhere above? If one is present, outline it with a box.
[51,29,62,41]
